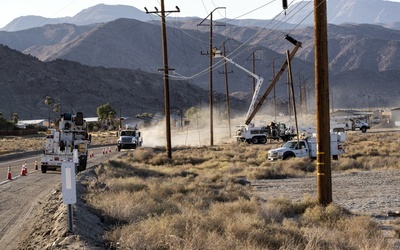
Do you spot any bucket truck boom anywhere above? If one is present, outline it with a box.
[213,49,263,123]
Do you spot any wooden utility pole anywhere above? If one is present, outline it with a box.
[145,2,180,159]
[247,49,262,95]
[287,71,292,120]
[314,0,332,205]
[245,39,301,125]
[220,42,233,137]
[198,7,225,146]
[272,58,277,121]
[286,50,300,148]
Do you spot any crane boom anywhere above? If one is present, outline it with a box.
[218,56,264,124]
[244,41,302,125]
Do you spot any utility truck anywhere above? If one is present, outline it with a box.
[212,38,302,144]
[331,118,370,133]
[235,122,296,144]
[117,125,142,151]
[267,131,346,161]
[41,112,91,173]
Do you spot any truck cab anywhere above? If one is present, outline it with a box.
[117,125,142,151]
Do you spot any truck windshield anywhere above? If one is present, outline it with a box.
[121,131,136,136]
[282,141,305,149]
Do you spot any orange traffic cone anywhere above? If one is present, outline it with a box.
[24,162,28,174]
[35,160,38,170]
[102,148,105,154]
[7,166,12,180]
[21,164,26,176]
[108,147,111,153]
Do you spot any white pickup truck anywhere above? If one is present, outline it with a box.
[267,132,346,161]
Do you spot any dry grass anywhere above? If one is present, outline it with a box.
[0,131,116,156]
[0,134,45,155]
[83,130,400,249]
[2,129,399,248]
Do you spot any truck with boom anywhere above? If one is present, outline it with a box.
[235,122,296,144]
[40,112,91,173]
[267,131,346,160]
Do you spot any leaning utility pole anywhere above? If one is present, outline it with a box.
[198,7,225,146]
[272,58,277,121]
[145,1,180,159]
[314,0,332,205]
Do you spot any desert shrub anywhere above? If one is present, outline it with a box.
[334,158,365,171]
[131,147,155,162]
[302,203,350,226]
[270,196,318,218]
[106,177,148,193]
[84,135,398,249]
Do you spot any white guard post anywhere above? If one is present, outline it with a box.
[62,153,77,232]
[61,161,76,204]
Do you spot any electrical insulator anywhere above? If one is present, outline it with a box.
[282,0,288,10]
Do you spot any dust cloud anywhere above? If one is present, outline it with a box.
[139,107,317,148]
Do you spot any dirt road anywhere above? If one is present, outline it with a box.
[252,170,400,247]
[0,171,59,249]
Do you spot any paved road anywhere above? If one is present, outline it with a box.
[0,147,121,249]
[0,145,116,182]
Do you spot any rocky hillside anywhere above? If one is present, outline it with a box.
[2,17,400,109]
[0,44,246,119]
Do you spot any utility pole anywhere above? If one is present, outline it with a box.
[219,41,233,138]
[286,50,300,147]
[145,2,180,159]
[314,0,332,205]
[119,107,122,130]
[198,7,225,146]
[246,49,262,95]
[272,58,277,121]
[287,70,292,120]
[245,37,301,125]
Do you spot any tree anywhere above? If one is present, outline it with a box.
[44,96,52,128]
[53,103,60,115]
[12,113,19,124]
[97,103,116,124]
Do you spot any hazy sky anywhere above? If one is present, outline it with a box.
[0,0,300,28]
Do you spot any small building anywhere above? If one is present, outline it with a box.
[391,107,400,126]
[18,119,46,127]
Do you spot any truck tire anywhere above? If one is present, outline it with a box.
[361,127,367,133]
[251,137,259,144]
[41,165,47,174]
[78,157,87,172]
[260,137,267,144]
[283,152,295,160]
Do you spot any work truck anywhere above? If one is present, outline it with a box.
[117,125,143,151]
[41,112,91,173]
[267,132,346,160]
